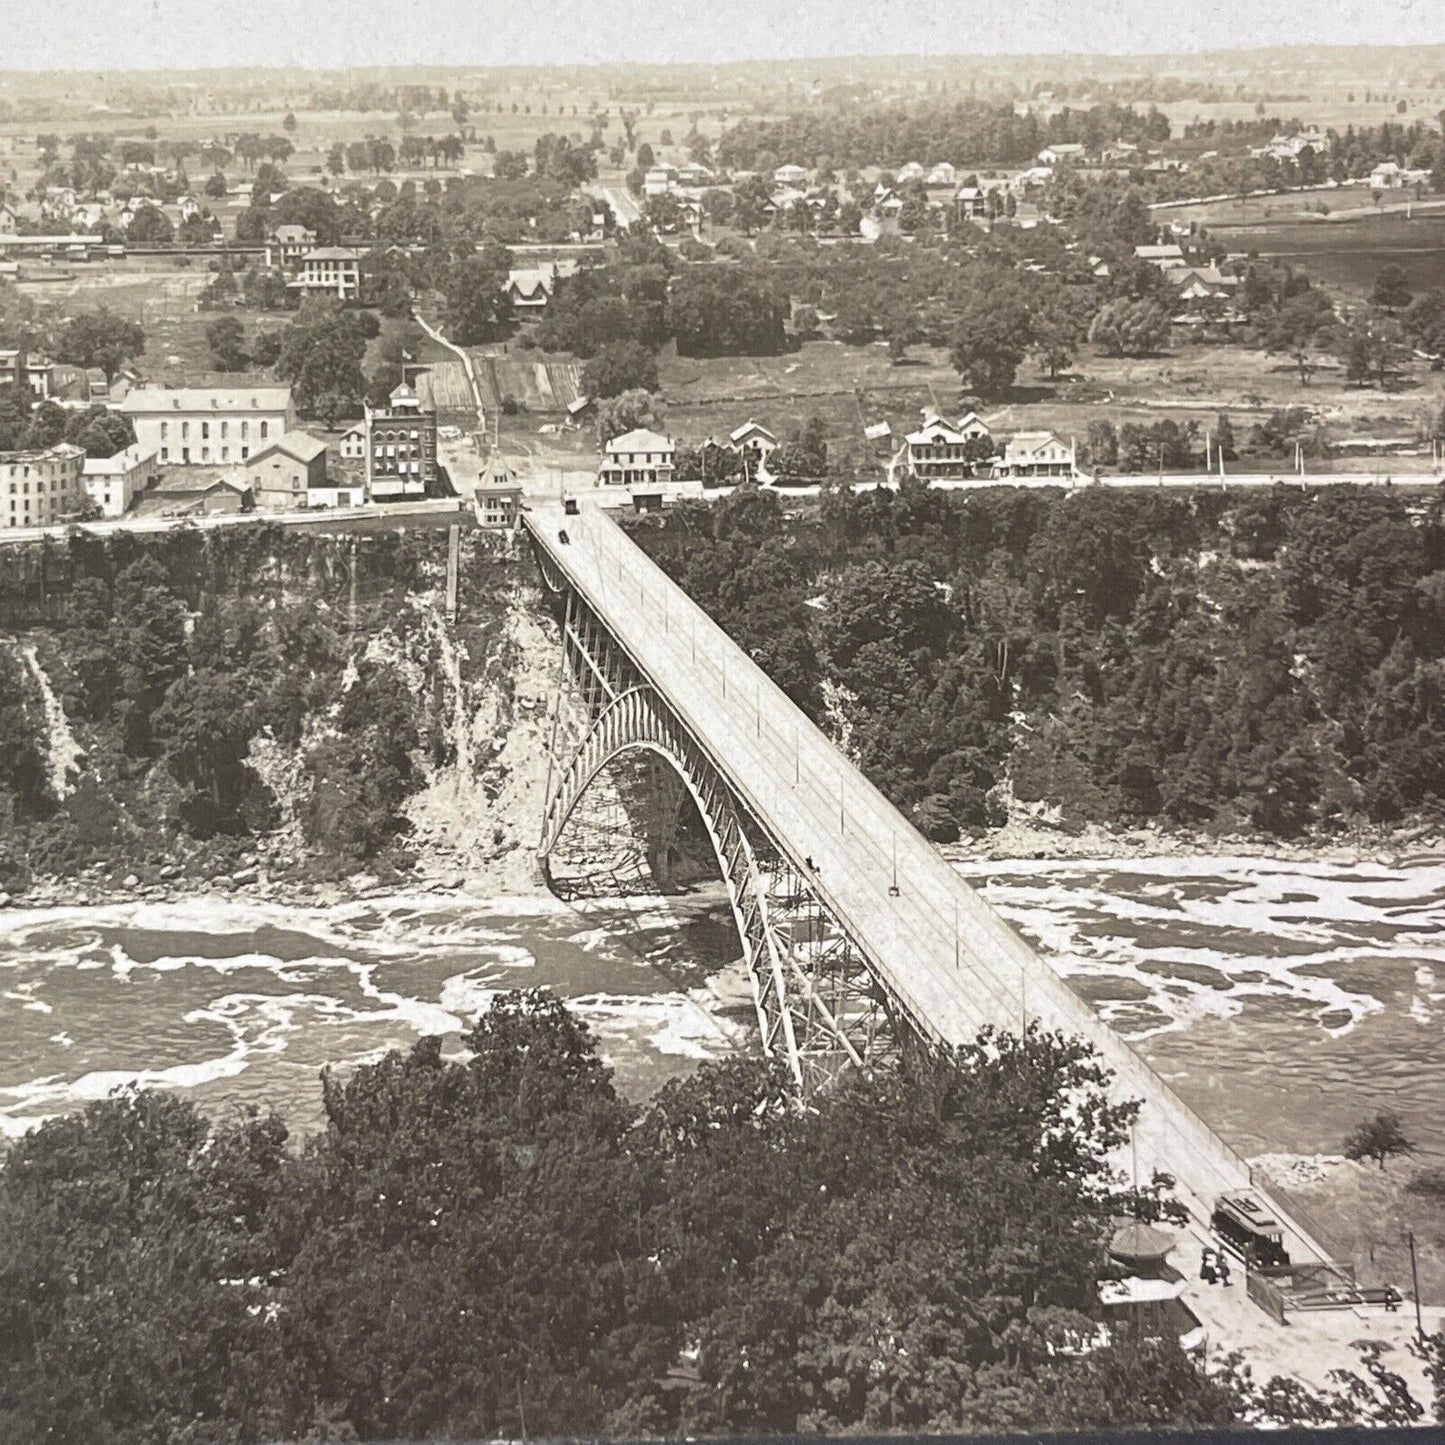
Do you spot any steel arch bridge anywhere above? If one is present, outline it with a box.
[534,546,900,1089]
[522,499,1335,1268]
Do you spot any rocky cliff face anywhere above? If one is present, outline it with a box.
[0,524,565,903]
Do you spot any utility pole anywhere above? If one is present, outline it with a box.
[1405,1229,1425,1347]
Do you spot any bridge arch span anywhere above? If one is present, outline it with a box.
[541,684,812,1085]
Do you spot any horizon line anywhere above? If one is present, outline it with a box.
[5,38,1445,81]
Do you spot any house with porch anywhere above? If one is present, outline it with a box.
[289,247,361,300]
[600,428,676,487]
[904,410,993,481]
[994,430,1076,479]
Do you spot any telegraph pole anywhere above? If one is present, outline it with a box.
[1405,1229,1425,1347]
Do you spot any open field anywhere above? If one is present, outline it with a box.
[1163,190,1445,227]
[661,337,1445,448]
[1146,91,1445,137]
[495,334,1445,476]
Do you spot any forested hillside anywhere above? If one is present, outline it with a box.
[0,526,532,895]
[5,990,1437,1442]
[628,484,1445,843]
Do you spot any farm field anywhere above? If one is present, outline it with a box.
[1210,210,1445,297]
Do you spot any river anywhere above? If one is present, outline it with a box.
[2,857,1443,1166]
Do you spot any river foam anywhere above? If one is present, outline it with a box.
[0,888,740,1137]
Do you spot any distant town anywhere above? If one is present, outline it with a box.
[4,49,1445,539]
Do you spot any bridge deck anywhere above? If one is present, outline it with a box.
[526,500,1325,1256]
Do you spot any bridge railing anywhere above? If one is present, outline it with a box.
[545,508,1337,1248]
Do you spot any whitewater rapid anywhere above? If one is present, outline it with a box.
[0,889,745,1138]
[2,858,1442,1163]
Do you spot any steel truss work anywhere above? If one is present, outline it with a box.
[535,569,903,1091]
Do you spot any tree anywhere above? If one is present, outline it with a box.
[1213,411,1237,461]
[1343,1110,1415,1169]
[878,297,919,364]
[1334,313,1409,390]
[1083,418,1118,469]
[596,388,664,444]
[251,329,284,368]
[770,415,829,481]
[206,315,250,372]
[153,666,257,828]
[1263,293,1332,384]
[1088,297,1171,357]
[1403,287,1445,359]
[64,404,134,459]
[950,288,1032,398]
[1372,264,1412,311]
[274,301,369,424]
[111,557,189,753]
[492,149,527,181]
[282,110,297,133]
[1031,289,1088,379]
[204,170,228,198]
[669,270,787,357]
[53,309,146,380]
[126,204,174,245]
[581,340,659,398]
[444,248,512,345]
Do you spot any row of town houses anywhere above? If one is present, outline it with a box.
[2,378,441,529]
[591,411,1076,498]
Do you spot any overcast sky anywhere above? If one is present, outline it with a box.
[5,0,1444,73]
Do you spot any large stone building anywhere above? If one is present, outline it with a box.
[364,383,437,500]
[2,443,86,528]
[118,385,296,467]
